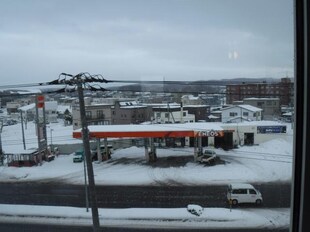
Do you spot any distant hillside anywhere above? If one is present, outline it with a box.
[110,77,282,93]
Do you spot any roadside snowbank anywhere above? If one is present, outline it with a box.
[0,204,290,229]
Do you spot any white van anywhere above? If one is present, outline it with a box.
[227,183,263,206]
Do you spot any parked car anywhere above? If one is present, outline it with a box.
[197,149,217,165]
[227,183,263,206]
[73,149,84,163]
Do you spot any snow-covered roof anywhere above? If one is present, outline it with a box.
[90,122,223,132]
[19,103,35,111]
[183,105,209,108]
[119,101,138,106]
[73,122,224,139]
[57,105,72,114]
[182,95,200,100]
[208,114,220,119]
[239,105,262,112]
[222,120,285,126]
[244,97,279,101]
[223,104,262,112]
[282,112,293,116]
[227,116,252,123]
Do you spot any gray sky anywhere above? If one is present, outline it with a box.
[0,0,294,85]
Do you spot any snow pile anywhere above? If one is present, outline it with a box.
[187,204,204,216]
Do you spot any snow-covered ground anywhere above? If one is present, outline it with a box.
[0,121,293,185]
[0,121,293,229]
[0,204,290,229]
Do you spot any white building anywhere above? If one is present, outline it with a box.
[220,121,288,147]
[152,104,195,124]
[19,101,58,123]
[221,105,262,123]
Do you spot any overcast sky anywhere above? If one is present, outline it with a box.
[0,0,294,86]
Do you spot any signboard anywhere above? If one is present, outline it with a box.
[36,95,45,108]
[257,126,286,134]
[196,130,223,137]
[35,95,47,152]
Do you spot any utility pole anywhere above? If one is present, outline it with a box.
[0,121,3,165]
[77,78,100,231]
[45,72,108,231]
[20,110,26,150]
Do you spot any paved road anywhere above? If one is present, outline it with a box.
[0,182,291,208]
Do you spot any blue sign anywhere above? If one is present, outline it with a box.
[257,126,286,134]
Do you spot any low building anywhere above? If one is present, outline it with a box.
[183,105,211,122]
[242,98,281,120]
[218,121,288,148]
[18,101,58,123]
[221,105,262,123]
[152,104,195,123]
[72,103,113,129]
[113,101,153,125]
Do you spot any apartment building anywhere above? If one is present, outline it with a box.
[226,77,294,106]
[72,103,113,129]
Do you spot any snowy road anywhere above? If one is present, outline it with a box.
[0,182,290,208]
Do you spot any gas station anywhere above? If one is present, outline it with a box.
[73,123,224,163]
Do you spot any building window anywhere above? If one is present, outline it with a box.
[243,112,249,117]
[165,113,169,118]
[97,110,104,119]
[86,111,92,119]
[229,112,237,117]
[257,102,264,107]
[183,112,186,117]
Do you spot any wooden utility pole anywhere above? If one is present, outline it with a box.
[77,79,100,231]
[0,121,3,166]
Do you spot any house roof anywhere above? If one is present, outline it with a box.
[19,103,35,111]
[227,116,252,123]
[223,104,262,112]
[208,114,220,119]
[18,101,59,112]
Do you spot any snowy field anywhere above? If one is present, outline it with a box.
[0,121,293,229]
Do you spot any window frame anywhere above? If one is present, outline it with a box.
[291,1,310,232]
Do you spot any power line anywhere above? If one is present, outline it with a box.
[0,76,294,89]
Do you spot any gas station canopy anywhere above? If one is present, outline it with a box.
[73,123,224,139]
